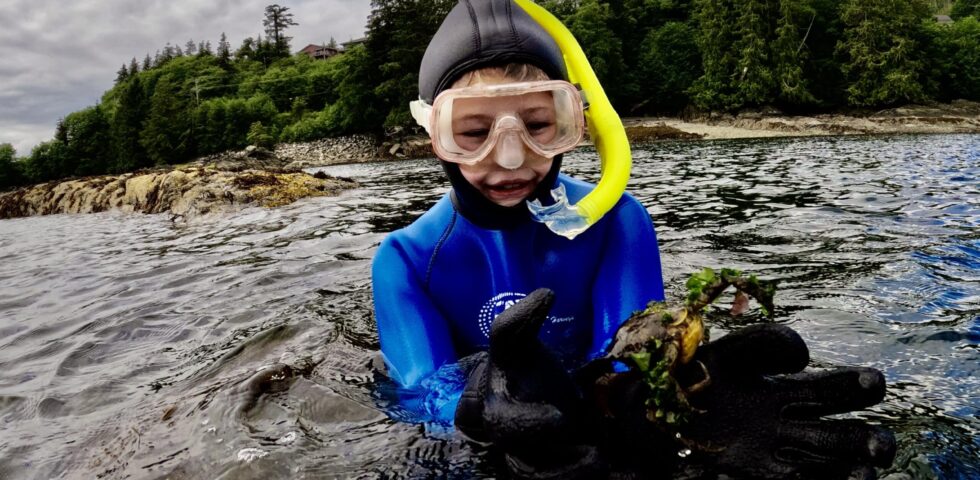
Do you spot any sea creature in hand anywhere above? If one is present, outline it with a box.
[597,268,776,425]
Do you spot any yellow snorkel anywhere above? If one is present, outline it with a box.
[515,0,631,240]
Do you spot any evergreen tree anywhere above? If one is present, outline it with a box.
[797,0,847,106]
[174,44,184,57]
[128,57,140,76]
[110,76,150,172]
[691,0,739,110]
[254,35,274,66]
[772,0,817,105]
[217,32,232,67]
[837,0,931,106]
[926,16,980,100]
[141,75,191,165]
[327,37,338,49]
[564,0,626,104]
[247,121,275,148]
[163,42,176,62]
[54,118,67,144]
[638,21,703,112]
[947,16,980,99]
[236,37,257,61]
[142,54,152,71]
[263,4,299,57]
[196,99,225,154]
[732,0,776,107]
[185,40,197,56]
[115,63,130,84]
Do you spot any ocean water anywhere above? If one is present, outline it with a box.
[0,134,977,479]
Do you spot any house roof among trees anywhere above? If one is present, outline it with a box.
[299,44,340,59]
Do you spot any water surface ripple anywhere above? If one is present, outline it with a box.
[0,134,977,479]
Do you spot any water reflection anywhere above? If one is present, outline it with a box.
[0,134,976,479]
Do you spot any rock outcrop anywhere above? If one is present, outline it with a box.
[0,167,357,220]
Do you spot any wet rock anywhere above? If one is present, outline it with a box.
[198,146,295,172]
[237,356,320,420]
[243,145,275,160]
[237,363,297,418]
[379,135,433,160]
[625,124,705,142]
[0,167,357,220]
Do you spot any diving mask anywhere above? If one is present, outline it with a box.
[410,80,585,167]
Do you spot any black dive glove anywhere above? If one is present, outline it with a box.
[604,324,897,480]
[455,288,602,479]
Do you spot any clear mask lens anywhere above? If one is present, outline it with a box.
[424,81,585,165]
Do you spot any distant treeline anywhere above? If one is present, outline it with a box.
[2,0,979,190]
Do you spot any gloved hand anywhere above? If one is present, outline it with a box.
[601,324,897,480]
[455,288,602,479]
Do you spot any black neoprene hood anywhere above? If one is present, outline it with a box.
[418,0,569,103]
[419,0,569,230]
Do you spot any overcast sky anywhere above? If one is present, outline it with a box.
[0,0,374,156]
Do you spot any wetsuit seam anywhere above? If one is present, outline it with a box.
[464,0,481,53]
[506,0,520,46]
[425,209,458,288]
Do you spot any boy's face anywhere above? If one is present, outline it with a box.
[447,74,556,208]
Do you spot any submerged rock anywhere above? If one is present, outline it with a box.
[0,167,357,220]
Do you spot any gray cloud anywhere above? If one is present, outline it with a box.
[0,0,373,156]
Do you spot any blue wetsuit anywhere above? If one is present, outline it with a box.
[372,174,665,424]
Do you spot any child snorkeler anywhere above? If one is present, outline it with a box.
[372,1,896,478]
[372,0,664,419]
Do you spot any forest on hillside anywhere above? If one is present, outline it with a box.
[2,0,979,190]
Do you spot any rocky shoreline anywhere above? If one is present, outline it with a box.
[625,99,980,141]
[0,162,356,220]
[2,101,976,220]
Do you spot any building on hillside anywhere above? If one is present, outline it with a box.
[299,44,341,60]
[341,37,368,50]
[934,14,954,25]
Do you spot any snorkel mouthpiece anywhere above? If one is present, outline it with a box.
[514,0,632,240]
[527,183,590,237]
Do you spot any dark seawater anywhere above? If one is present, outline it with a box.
[0,134,976,479]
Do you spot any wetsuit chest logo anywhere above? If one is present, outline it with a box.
[477,291,577,339]
[477,292,528,338]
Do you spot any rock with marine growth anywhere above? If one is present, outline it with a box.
[0,167,357,220]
